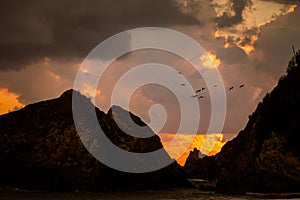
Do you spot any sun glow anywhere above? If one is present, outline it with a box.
[0,88,25,115]
[200,51,221,69]
[158,133,227,166]
[81,83,101,98]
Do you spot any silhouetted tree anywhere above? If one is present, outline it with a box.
[286,49,300,74]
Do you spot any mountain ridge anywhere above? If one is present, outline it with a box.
[184,51,300,194]
[0,89,190,191]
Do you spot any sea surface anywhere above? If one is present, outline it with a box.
[1,189,300,200]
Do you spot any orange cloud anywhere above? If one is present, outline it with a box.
[200,51,221,69]
[0,88,25,115]
[212,0,297,54]
[48,71,61,80]
[252,87,262,101]
[158,133,227,166]
[81,83,101,99]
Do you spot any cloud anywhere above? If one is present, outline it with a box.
[212,0,298,54]
[0,0,201,70]
[252,87,262,101]
[1,0,299,141]
[200,51,221,69]
[0,88,24,115]
[213,0,252,28]
[216,45,248,64]
[0,58,79,104]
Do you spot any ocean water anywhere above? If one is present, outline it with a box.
[1,189,300,200]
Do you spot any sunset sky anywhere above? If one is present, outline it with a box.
[0,0,299,163]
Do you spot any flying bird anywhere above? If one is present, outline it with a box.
[229,86,234,90]
[195,89,201,93]
[201,87,205,90]
[239,84,245,88]
[178,71,183,74]
[180,83,185,86]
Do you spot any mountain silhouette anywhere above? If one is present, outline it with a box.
[0,89,189,191]
[184,51,300,194]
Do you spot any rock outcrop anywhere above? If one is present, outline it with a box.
[0,90,189,191]
[184,51,300,193]
[184,148,217,180]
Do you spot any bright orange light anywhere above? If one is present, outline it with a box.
[49,71,61,80]
[200,51,221,69]
[0,88,25,115]
[158,133,227,166]
[80,68,89,73]
[236,35,258,55]
[81,83,101,98]
[289,5,297,13]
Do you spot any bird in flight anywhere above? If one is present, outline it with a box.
[180,83,185,86]
[239,84,245,88]
[195,89,201,93]
[229,86,234,90]
[201,87,205,91]
[178,71,183,74]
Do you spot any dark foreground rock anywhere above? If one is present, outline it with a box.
[0,90,190,191]
[184,52,300,194]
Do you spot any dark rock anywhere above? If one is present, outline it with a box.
[0,89,190,191]
[184,51,300,194]
[184,148,217,180]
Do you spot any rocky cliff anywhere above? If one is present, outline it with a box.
[0,90,189,191]
[184,51,300,193]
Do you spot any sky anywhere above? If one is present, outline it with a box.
[0,0,299,164]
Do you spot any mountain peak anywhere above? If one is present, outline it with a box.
[59,89,82,99]
[0,90,189,191]
[184,51,300,194]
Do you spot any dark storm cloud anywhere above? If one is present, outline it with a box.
[252,6,300,77]
[215,0,252,28]
[0,0,201,70]
[216,46,247,65]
